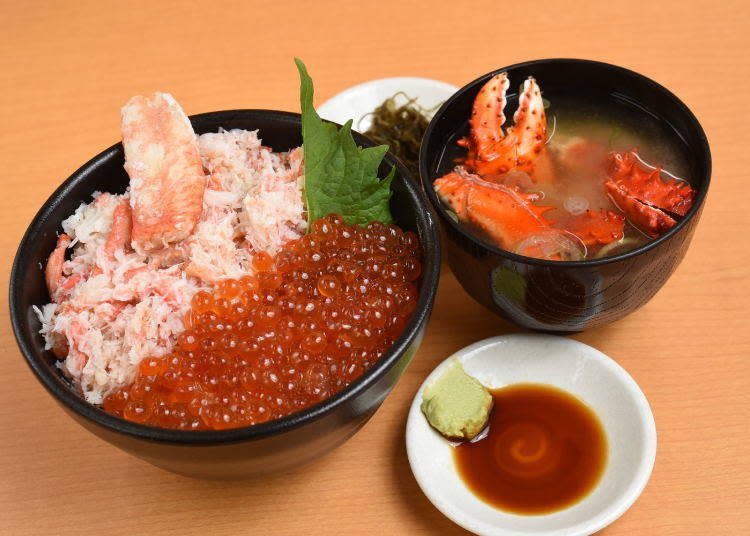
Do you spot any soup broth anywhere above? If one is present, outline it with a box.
[434,80,695,260]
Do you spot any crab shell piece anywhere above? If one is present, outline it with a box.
[606,182,676,238]
[561,209,626,247]
[607,150,695,216]
[461,73,547,179]
[434,169,556,252]
[605,149,695,237]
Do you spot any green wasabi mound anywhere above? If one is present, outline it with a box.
[420,362,493,440]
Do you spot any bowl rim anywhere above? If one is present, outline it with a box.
[9,108,441,445]
[419,57,711,267]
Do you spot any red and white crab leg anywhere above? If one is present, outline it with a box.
[121,92,206,254]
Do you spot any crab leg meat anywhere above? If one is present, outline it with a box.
[121,92,206,254]
[104,199,133,260]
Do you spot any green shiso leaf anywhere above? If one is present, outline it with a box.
[295,58,394,229]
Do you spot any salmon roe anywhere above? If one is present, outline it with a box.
[102,215,422,430]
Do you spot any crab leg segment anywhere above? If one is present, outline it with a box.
[467,72,510,161]
[434,169,555,250]
[606,182,676,238]
[608,150,695,216]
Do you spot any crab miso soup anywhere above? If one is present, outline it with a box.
[433,72,695,261]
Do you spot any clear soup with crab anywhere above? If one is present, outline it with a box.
[433,73,695,260]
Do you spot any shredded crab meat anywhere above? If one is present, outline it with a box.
[36,126,306,404]
[186,130,305,282]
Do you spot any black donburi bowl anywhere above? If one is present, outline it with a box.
[10,110,440,479]
[420,59,710,332]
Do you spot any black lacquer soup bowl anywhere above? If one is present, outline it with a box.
[420,59,710,332]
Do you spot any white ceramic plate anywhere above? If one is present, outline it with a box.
[406,334,656,536]
[317,77,458,133]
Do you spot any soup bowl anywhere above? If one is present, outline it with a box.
[10,110,440,479]
[420,59,710,332]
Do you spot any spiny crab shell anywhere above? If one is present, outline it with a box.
[605,150,695,237]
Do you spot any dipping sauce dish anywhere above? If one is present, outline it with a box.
[406,334,656,536]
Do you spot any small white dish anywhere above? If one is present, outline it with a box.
[317,77,458,133]
[406,334,656,536]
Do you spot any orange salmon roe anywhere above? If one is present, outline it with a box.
[102,215,421,430]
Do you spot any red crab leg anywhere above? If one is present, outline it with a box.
[434,168,555,249]
[608,150,695,216]
[465,72,510,162]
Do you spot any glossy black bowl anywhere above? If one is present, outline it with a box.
[10,110,440,479]
[420,59,710,332]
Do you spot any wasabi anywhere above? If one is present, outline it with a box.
[421,362,493,440]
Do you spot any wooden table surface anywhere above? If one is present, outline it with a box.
[2,1,748,534]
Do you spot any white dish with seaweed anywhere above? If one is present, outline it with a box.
[318,77,458,133]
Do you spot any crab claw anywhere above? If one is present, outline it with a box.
[560,209,625,247]
[461,73,547,179]
[435,168,561,255]
[605,149,695,237]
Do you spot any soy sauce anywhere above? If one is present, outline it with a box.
[453,383,607,515]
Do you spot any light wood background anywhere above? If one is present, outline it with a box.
[1,1,748,534]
